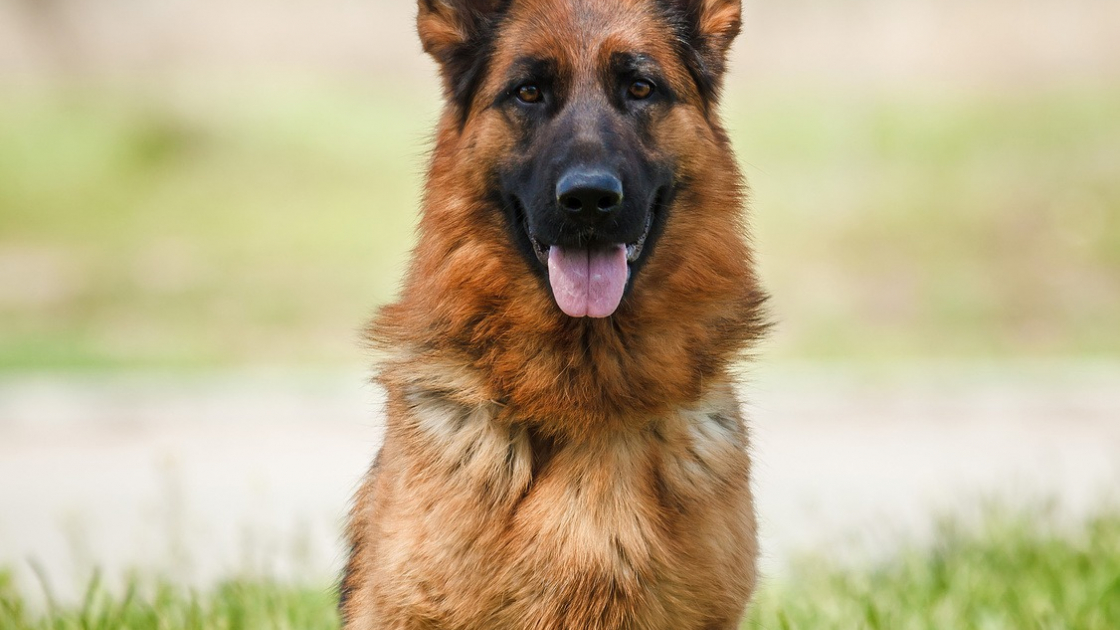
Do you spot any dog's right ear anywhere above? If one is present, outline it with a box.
[418,0,508,116]
[666,0,741,106]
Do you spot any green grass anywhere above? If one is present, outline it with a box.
[1,81,1118,369]
[0,574,341,630]
[2,506,1118,629]
[747,505,1120,629]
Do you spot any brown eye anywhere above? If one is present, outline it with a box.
[628,80,654,100]
[517,84,542,104]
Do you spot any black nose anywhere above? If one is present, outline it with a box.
[556,169,623,223]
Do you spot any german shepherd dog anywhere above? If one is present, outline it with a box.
[342,0,767,627]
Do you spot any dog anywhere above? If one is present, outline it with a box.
[341,0,767,627]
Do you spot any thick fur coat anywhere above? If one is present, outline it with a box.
[342,1,767,628]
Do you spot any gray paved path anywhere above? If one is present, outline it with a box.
[1,364,1118,600]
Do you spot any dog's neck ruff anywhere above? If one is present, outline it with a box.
[398,375,748,475]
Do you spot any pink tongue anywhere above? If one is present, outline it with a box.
[547,244,628,318]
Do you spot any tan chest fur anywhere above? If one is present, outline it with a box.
[347,381,757,630]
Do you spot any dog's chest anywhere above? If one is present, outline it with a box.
[393,390,753,628]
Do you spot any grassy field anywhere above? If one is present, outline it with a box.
[2,505,1117,629]
[1,82,1118,369]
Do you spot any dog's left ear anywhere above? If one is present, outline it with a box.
[418,0,508,116]
[668,0,742,103]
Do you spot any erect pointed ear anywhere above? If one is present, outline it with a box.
[666,0,742,104]
[417,0,510,115]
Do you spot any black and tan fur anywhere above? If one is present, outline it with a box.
[342,1,766,628]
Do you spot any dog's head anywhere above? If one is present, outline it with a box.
[417,0,743,319]
[378,0,763,429]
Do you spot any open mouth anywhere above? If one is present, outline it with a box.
[526,188,663,268]
[528,209,654,269]
[520,189,665,319]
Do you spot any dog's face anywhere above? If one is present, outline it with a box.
[375,0,764,429]
[418,0,742,319]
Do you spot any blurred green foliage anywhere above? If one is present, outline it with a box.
[1,83,1117,369]
[0,84,434,369]
[736,87,1120,360]
[3,505,1118,629]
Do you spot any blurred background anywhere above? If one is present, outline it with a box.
[1,0,1118,603]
